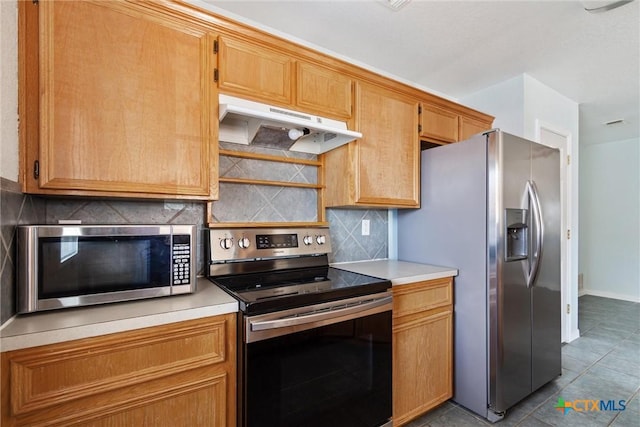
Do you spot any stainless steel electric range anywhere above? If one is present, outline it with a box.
[207,227,392,427]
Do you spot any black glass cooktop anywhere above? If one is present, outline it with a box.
[210,266,391,315]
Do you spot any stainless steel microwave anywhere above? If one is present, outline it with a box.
[17,225,197,314]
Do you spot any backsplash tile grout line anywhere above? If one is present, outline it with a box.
[1,171,388,324]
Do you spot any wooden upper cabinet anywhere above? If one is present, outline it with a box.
[419,101,494,146]
[459,115,492,141]
[323,81,419,208]
[354,83,419,207]
[25,0,217,199]
[295,62,352,119]
[419,103,459,143]
[217,39,352,120]
[217,36,293,105]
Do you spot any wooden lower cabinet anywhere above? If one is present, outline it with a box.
[392,277,453,426]
[1,314,236,427]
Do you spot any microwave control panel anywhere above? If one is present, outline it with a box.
[172,234,192,285]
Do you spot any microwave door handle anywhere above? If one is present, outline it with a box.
[249,296,392,331]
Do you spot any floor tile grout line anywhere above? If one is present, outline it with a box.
[606,388,640,426]
[513,299,639,426]
[402,296,639,427]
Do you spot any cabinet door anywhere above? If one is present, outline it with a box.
[354,82,419,207]
[419,103,459,143]
[459,115,492,141]
[218,36,293,105]
[36,1,216,198]
[296,61,352,119]
[393,310,453,425]
[1,315,236,427]
[392,277,453,425]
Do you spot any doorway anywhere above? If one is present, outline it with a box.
[535,120,578,343]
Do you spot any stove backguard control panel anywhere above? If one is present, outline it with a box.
[207,227,332,262]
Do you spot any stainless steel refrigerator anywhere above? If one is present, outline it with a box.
[397,129,561,422]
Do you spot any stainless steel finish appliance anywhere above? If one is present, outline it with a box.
[397,129,561,422]
[17,224,196,313]
[207,227,392,427]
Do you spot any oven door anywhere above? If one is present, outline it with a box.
[242,293,392,427]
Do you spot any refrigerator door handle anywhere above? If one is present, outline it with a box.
[525,180,544,287]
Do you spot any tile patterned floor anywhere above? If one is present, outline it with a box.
[405,295,640,427]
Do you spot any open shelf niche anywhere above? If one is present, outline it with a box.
[207,142,328,228]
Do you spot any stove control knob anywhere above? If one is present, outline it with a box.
[316,235,326,245]
[220,237,233,250]
[238,237,251,249]
[303,235,313,245]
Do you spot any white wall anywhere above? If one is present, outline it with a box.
[522,75,579,143]
[459,74,525,137]
[461,73,581,342]
[461,73,579,146]
[1,0,19,181]
[579,138,640,302]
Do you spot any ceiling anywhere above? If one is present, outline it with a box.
[195,0,639,145]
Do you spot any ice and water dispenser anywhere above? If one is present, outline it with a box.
[505,208,528,261]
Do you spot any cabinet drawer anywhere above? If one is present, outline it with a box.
[392,277,452,318]
[9,317,228,416]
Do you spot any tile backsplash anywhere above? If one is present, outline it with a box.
[0,145,388,325]
[212,142,319,223]
[327,209,388,262]
[0,178,45,324]
[212,184,318,223]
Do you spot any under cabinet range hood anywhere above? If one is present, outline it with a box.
[218,94,362,154]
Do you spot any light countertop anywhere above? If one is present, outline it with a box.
[331,259,457,285]
[1,261,456,352]
[0,278,238,352]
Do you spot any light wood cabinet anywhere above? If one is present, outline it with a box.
[1,314,237,427]
[217,38,353,120]
[296,61,353,119]
[19,0,218,200]
[420,102,493,146]
[217,36,294,105]
[459,115,492,141]
[419,103,459,143]
[392,277,453,426]
[323,81,420,208]
[18,0,493,208]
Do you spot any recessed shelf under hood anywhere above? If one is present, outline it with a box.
[218,94,362,154]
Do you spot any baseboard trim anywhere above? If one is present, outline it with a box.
[564,329,581,343]
[580,289,640,303]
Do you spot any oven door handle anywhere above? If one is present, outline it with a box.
[249,295,392,332]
